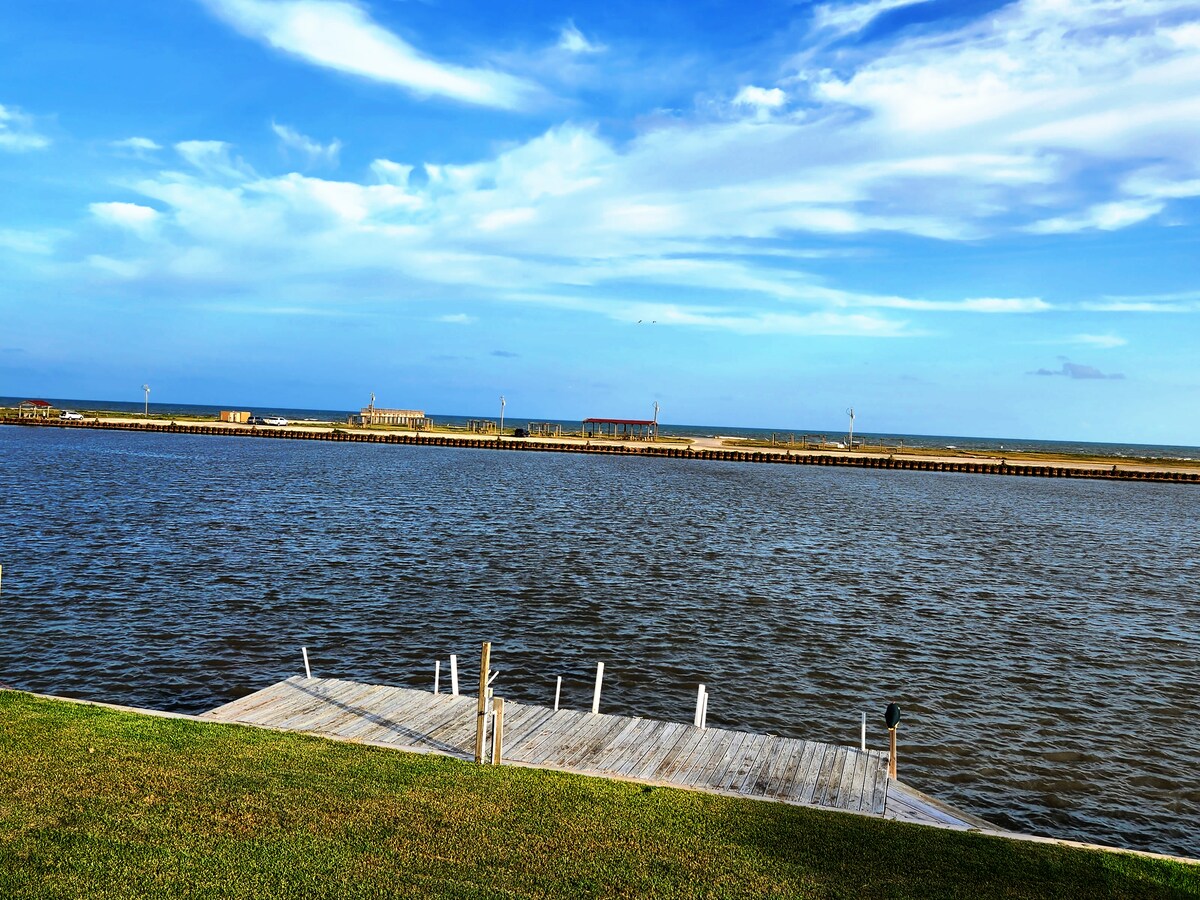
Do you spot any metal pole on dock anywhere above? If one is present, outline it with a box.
[591,662,604,714]
[700,690,708,729]
[554,675,562,711]
[434,661,441,694]
[302,646,311,679]
[694,684,706,727]
[450,654,459,696]
[861,711,867,752]
[474,642,492,763]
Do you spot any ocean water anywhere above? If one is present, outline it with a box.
[3,396,1198,461]
[0,424,1197,857]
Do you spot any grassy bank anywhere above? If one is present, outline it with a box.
[0,693,1196,899]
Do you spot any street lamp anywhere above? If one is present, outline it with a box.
[499,395,506,436]
[143,384,150,417]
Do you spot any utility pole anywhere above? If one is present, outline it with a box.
[499,395,506,436]
[143,384,150,417]
[847,407,855,449]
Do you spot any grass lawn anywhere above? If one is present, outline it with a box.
[0,692,1196,899]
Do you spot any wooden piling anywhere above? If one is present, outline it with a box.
[474,642,491,764]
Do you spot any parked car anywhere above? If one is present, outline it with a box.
[513,428,529,438]
[59,410,84,420]
[262,416,289,426]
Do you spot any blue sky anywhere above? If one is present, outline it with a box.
[2,0,1199,442]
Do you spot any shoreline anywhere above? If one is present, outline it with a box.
[6,414,1199,483]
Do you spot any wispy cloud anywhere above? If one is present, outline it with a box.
[271,122,341,167]
[1069,334,1127,349]
[437,313,476,324]
[558,21,604,54]
[204,0,540,109]
[1031,359,1126,380]
[111,136,162,155]
[0,103,49,151]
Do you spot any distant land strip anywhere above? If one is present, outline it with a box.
[5,416,1198,484]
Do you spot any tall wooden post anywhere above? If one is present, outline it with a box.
[474,642,491,763]
[888,727,897,778]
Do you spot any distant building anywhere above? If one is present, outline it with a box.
[583,417,658,440]
[466,419,496,433]
[18,399,52,419]
[220,410,252,424]
[357,407,431,429]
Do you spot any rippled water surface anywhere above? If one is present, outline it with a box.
[1,426,1197,856]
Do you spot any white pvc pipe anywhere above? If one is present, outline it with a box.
[450,654,459,695]
[861,711,867,752]
[434,660,441,694]
[699,690,709,729]
[302,646,311,680]
[554,675,562,711]
[591,662,604,714]
[694,684,706,727]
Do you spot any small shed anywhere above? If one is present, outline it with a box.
[220,410,252,424]
[18,399,52,419]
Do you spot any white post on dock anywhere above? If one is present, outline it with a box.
[491,696,505,765]
[694,684,706,727]
[450,654,459,696]
[861,711,867,752]
[700,690,709,729]
[591,662,604,714]
[301,646,311,679]
[434,660,441,694]
[554,675,562,711]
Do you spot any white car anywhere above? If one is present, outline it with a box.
[60,410,84,420]
[262,416,289,426]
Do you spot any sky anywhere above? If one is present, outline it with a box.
[2,0,1199,443]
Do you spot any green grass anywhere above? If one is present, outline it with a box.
[0,693,1195,899]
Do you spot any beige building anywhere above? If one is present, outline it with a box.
[220,410,252,424]
[358,407,431,428]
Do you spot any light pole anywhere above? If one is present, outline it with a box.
[846,407,855,450]
[143,384,150,417]
[499,395,506,436]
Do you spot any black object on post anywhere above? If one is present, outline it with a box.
[885,703,901,729]
[884,703,901,778]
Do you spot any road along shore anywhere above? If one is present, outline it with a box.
[5,415,1198,484]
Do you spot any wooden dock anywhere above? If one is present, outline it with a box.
[203,676,986,828]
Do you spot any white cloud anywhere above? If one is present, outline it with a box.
[204,0,539,109]
[175,140,256,179]
[271,122,341,166]
[1026,200,1164,234]
[811,0,928,37]
[54,1,1200,332]
[111,136,162,154]
[733,86,787,113]
[558,21,604,54]
[437,313,476,324]
[0,229,56,255]
[0,103,49,151]
[1070,334,1127,349]
[89,201,160,234]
